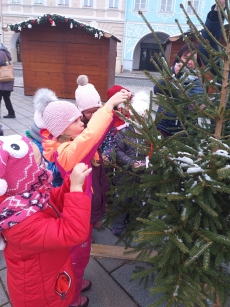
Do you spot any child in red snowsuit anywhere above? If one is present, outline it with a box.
[0,135,92,307]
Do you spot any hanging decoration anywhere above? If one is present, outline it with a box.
[4,13,121,42]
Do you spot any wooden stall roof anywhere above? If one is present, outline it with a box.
[4,13,121,43]
[163,23,229,46]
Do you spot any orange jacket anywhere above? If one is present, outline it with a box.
[42,106,116,175]
[3,177,91,307]
[42,106,116,198]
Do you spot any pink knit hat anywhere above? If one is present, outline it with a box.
[0,135,52,196]
[43,101,82,137]
[33,88,82,137]
[75,75,102,112]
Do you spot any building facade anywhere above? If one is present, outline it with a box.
[0,0,125,73]
[122,0,217,72]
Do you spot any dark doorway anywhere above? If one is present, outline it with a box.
[139,43,161,71]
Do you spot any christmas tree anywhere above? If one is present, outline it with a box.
[104,1,230,306]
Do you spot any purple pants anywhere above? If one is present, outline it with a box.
[70,224,93,304]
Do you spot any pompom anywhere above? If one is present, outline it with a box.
[0,179,7,196]
[77,75,88,86]
[0,236,6,250]
[33,88,58,114]
[130,91,150,117]
[34,110,45,129]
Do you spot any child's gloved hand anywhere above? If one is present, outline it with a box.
[105,89,131,111]
[70,163,92,192]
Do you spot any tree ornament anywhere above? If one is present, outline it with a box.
[23,26,26,28]
[47,14,50,18]
[18,26,22,31]
[70,23,73,29]
[28,24,32,28]
[80,24,84,28]
[99,31,103,39]
[31,20,35,24]
[51,20,56,26]
[95,32,98,38]
[65,19,68,23]
[75,24,78,28]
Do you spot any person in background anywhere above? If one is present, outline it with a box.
[0,135,92,307]
[154,43,203,137]
[199,0,226,75]
[0,43,15,119]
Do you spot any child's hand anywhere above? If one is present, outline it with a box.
[133,162,140,169]
[102,154,110,164]
[105,90,131,110]
[70,163,92,192]
[174,63,183,75]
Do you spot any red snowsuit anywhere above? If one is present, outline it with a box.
[2,177,91,307]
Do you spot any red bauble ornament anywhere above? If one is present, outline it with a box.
[49,19,53,25]
[23,26,26,28]
[80,24,84,28]
[47,14,50,18]
[75,25,78,28]
[31,20,35,23]
[65,19,68,23]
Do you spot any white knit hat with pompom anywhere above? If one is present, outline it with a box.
[32,88,82,137]
[75,75,102,112]
[130,91,150,118]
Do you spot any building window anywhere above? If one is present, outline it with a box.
[84,0,93,6]
[59,0,69,4]
[34,0,43,3]
[187,0,199,14]
[134,0,146,11]
[109,0,118,8]
[160,0,172,12]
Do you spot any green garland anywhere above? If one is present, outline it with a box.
[7,14,120,41]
